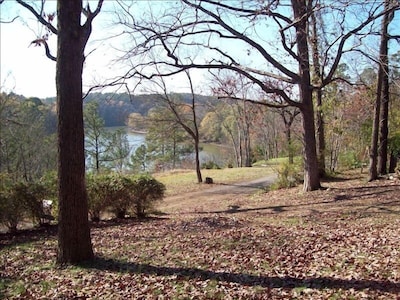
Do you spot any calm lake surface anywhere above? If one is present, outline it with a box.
[120,127,229,165]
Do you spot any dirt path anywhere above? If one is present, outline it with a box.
[159,174,278,214]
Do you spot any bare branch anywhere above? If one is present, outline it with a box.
[323,1,400,86]
[218,96,289,110]
[181,0,300,81]
[81,0,104,46]
[29,38,56,61]
[15,0,57,34]
[0,16,19,23]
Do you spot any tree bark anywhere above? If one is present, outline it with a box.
[377,0,391,175]
[56,0,93,264]
[388,151,397,173]
[285,124,293,165]
[292,0,321,191]
[309,11,326,178]
[194,137,202,183]
[315,88,326,177]
[369,0,391,181]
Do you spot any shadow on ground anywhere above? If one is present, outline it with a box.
[79,257,400,293]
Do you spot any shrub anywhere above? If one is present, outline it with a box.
[202,161,221,169]
[86,173,112,221]
[39,171,59,219]
[339,151,362,170]
[0,187,25,233]
[14,182,48,226]
[86,173,132,221]
[129,175,166,218]
[75,173,166,221]
[271,160,302,190]
[108,175,135,219]
[0,180,48,232]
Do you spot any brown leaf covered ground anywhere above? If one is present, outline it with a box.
[1,171,399,299]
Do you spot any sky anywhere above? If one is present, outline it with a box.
[0,1,57,98]
[1,1,398,99]
[0,0,208,99]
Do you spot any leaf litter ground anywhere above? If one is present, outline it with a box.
[1,171,399,299]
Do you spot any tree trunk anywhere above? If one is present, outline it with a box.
[194,137,203,183]
[377,1,391,175]
[292,0,321,191]
[285,124,294,165]
[301,104,321,191]
[316,88,326,177]
[369,0,391,181]
[378,76,389,175]
[388,151,397,173]
[369,89,381,181]
[56,0,93,264]
[309,11,326,178]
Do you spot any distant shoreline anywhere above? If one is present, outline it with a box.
[129,129,147,134]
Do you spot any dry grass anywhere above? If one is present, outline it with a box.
[154,166,275,197]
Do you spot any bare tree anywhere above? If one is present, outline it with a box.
[142,69,203,182]
[210,72,259,167]
[370,0,394,180]
[14,0,103,264]
[377,0,396,175]
[308,4,327,177]
[111,1,398,191]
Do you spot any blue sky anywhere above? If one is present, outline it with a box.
[0,0,209,99]
[1,1,398,99]
[1,1,58,98]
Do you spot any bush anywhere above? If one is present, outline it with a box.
[87,174,165,220]
[86,173,132,220]
[129,175,166,218]
[108,175,135,219]
[0,180,48,232]
[0,187,25,233]
[87,173,112,221]
[39,171,59,219]
[271,160,302,190]
[339,151,362,170]
[202,161,221,169]
[14,182,48,226]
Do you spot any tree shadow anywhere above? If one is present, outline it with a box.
[0,224,57,249]
[79,256,400,293]
[202,197,339,215]
[201,183,400,216]
[0,217,168,249]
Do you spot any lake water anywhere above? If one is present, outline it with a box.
[125,130,146,152]
[123,128,229,166]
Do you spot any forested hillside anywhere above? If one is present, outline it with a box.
[43,93,216,127]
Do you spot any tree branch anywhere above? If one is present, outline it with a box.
[323,1,400,86]
[81,0,104,46]
[30,38,57,61]
[15,0,57,34]
[181,0,300,82]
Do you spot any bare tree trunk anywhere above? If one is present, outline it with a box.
[388,151,397,173]
[194,138,202,183]
[315,89,326,177]
[280,108,300,165]
[293,0,321,191]
[285,125,293,165]
[56,0,94,264]
[378,76,389,175]
[377,1,391,174]
[369,81,381,181]
[301,104,321,191]
[370,0,391,181]
[309,11,326,178]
